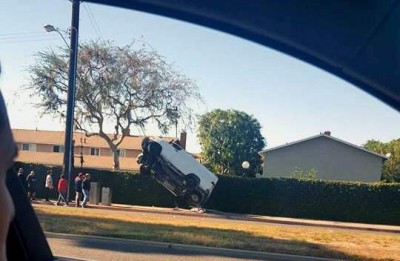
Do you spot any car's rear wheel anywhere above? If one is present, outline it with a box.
[186,190,203,207]
[184,174,199,189]
[141,137,150,150]
[139,165,151,176]
[136,153,144,164]
[148,141,162,157]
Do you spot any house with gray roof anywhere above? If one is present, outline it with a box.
[259,131,387,182]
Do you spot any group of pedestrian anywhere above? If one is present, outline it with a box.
[16,167,91,208]
[74,172,91,208]
[17,167,37,201]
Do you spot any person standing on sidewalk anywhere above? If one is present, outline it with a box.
[44,170,54,201]
[81,173,91,208]
[74,173,84,207]
[56,174,69,206]
[17,167,26,192]
[26,171,37,200]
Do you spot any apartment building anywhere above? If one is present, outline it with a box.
[13,129,187,171]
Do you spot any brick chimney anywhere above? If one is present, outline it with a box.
[323,131,331,136]
[180,131,187,149]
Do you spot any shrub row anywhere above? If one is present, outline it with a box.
[12,162,177,207]
[206,175,400,225]
[12,162,400,225]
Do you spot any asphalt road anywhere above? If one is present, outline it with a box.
[48,233,339,261]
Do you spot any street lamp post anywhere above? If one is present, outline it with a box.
[44,0,80,201]
[43,24,70,48]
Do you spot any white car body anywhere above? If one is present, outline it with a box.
[137,138,218,206]
[157,140,218,194]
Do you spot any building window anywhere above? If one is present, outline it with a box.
[117,149,126,157]
[53,145,64,153]
[22,144,29,151]
[90,148,100,156]
[22,143,36,152]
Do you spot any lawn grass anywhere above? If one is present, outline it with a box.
[34,204,400,261]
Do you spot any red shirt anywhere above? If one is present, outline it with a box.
[57,178,68,193]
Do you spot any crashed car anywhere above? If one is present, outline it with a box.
[137,137,218,207]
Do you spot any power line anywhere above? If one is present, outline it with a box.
[0,31,60,45]
[0,31,44,37]
[83,3,103,40]
[0,37,58,45]
[0,30,70,45]
[87,4,103,39]
[0,32,47,40]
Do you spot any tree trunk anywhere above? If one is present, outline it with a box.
[109,144,120,170]
[98,132,121,170]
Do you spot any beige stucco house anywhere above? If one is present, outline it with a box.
[259,132,387,182]
[12,129,187,171]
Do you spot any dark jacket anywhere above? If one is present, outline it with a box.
[82,179,91,191]
[74,177,83,192]
[26,174,36,189]
[18,173,27,191]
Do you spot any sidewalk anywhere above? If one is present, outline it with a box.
[35,200,400,234]
[48,232,343,261]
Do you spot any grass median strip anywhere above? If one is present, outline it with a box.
[34,204,400,261]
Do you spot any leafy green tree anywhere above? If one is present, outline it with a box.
[198,109,265,177]
[364,139,400,182]
[26,40,201,169]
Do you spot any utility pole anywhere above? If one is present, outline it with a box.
[63,0,80,202]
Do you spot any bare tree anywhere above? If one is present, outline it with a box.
[27,40,201,169]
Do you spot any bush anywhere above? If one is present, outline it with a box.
[12,162,400,225]
[12,162,176,207]
[206,176,400,225]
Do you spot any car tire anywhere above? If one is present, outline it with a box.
[184,174,199,189]
[141,137,150,150]
[136,154,144,164]
[139,165,151,176]
[186,190,203,207]
[148,141,162,157]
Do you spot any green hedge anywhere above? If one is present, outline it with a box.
[12,162,400,225]
[206,176,400,225]
[12,162,177,207]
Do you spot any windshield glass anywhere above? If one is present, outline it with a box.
[1,1,399,261]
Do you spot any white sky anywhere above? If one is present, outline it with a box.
[0,0,399,153]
